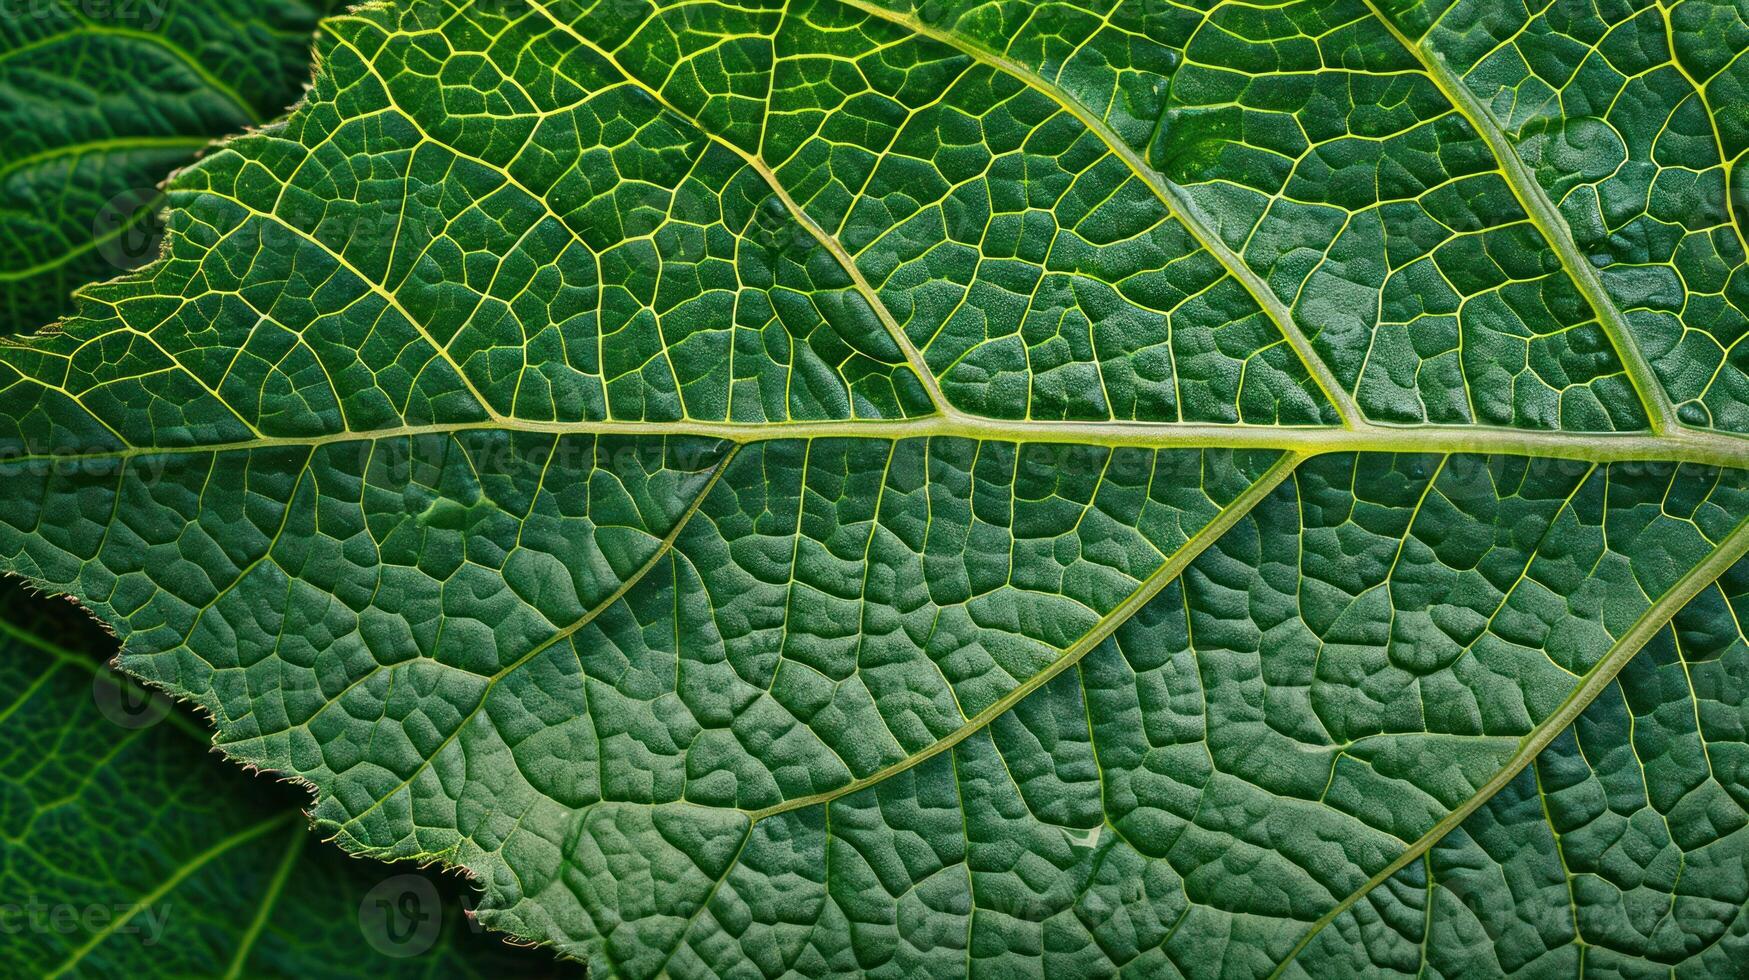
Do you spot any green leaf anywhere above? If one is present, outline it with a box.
[0,581,571,977]
[3,0,1749,976]
[0,0,332,331]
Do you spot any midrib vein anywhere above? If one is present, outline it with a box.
[748,449,1303,820]
[6,417,1749,466]
[1268,510,1749,978]
[831,0,1365,428]
[1359,1,1680,434]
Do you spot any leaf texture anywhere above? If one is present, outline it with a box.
[4,0,1749,976]
[1286,555,1749,977]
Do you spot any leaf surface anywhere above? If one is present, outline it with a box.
[1286,556,1749,977]
[4,0,1749,976]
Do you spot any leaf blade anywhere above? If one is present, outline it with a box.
[5,1,1749,976]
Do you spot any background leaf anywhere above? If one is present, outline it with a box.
[0,0,335,331]
[0,580,573,976]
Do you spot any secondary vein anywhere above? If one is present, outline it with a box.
[832,0,1366,428]
[747,448,1304,821]
[329,441,742,836]
[517,0,957,419]
[1268,508,1749,977]
[1359,0,1681,435]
